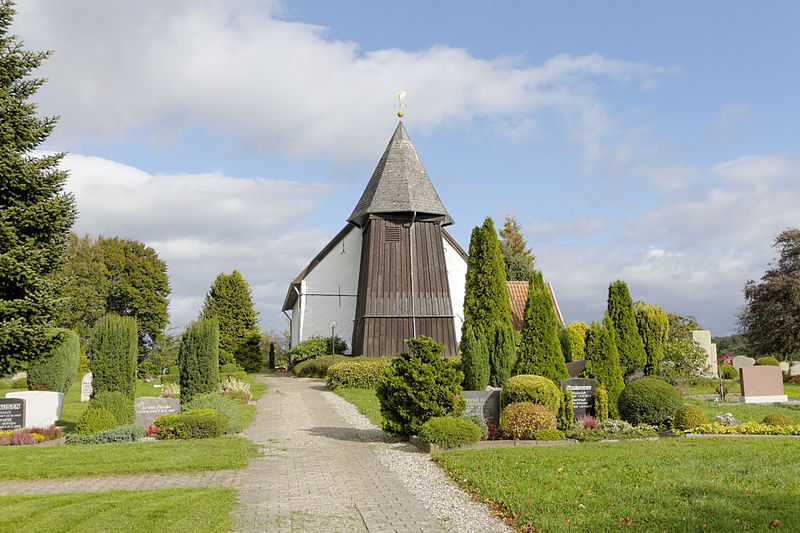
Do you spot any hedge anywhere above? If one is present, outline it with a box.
[327,358,393,389]
[27,329,80,393]
[179,318,220,404]
[90,315,138,399]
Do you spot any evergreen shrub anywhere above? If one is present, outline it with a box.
[288,336,329,365]
[75,407,117,435]
[755,356,780,366]
[558,388,574,429]
[618,377,682,426]
[673,404,708,431]
[500,402,556,439]
[594,385,609,421]
[184,392,245,433]
[606,281,646,374]
[533,428,565,441]
[581,317,625,418]
[762,413,792,426]
[27,329,80,393]
[179,318,220,404]
[90,315,138,398]
[326,358,392,389]
[721,365,739,379]
[491,321,517,387]
[460,323,489,390]
[154,409,228,439]
[376,336,465,436]
[418,416,481,448]
[66,424,146,445]
[89,391,134,425]
[218,348,237,367]
[234,330,263,372]
[162,365,180,384]
[219,363,246,381]
[12,377,26,389]
[499,374,560,412]
[268,342,275,369]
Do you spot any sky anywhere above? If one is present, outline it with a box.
[12,0,800,337]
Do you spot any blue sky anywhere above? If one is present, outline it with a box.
[14,1,800,336]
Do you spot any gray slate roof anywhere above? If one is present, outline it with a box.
[347,122,454,227]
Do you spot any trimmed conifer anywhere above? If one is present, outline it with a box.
[201,270,259,357]
[581,316,625,418]
[461,323,489,390]
[514,271,568,382]
[606,280,646,375]
[179,317,220,403]
[635,303,669,375]
[566,321,588,360]
[27,329,80,393]
[490,321,516,387]
[268,342,275,370]
[90,315,138,399]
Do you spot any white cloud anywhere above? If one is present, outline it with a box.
[712,154,796,184]
[14,1,668,163]
[57,152,332,333]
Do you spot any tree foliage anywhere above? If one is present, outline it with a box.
[514,271,568,382]
[606,280,646,375]
[179,317,220,404]
[635,303,669,375]
[27,328,79,393]
[566,321,588,360]
[89,315,138,399]
[0,1,77,374]
[460,323,489,390]
[201,270,259,359]
[740,228,800,360]
[490,320,517,387]
[234,329,263,373]
[663,335,710,382]
[499,216,535,281]
[581,317,624,418]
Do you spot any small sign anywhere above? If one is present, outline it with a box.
[0,398,25,431]
[134,397,181,427]
[561,378,597,419]
[462,390,500,427]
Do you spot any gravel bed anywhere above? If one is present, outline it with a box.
[323,391,512,533]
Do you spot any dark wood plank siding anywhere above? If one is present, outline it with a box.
[352,214,457,356]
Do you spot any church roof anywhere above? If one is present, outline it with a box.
[507,280,564,330]
[347,121,454,227]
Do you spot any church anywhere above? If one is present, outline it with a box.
[281,121,468,356]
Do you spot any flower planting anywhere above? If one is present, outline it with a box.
[0,425,62,446]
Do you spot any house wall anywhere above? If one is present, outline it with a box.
[295,226,361,352]
[442,235,467,343]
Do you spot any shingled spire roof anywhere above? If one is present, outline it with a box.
[347,121,454,227]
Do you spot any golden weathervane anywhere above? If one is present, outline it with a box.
[395,89,406,118]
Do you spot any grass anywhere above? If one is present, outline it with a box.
[0,436,259,480]
[0,487,236,532]
[434,437,800,532]
[246,374,267,400]
[684,398,800,424]
[333,388,382,426]
[682,379,800,398]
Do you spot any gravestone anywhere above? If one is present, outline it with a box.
[462,390,500,427]
[80,372,93,402]
[561,377,596,418]
[134,397,181,427]
[565,359,586,378]
[732,356,756,370]
[790,363,800,377]
[690,330,717,378]
[779,361,790,373]
[739,366,787,404]
[0,398,25,431]
[5,391,63,428]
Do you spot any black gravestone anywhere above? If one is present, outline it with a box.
[462,390,500,427]
[561,378,596,418]
[0,398,25,431]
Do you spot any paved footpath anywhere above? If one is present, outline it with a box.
[0,375,452,532]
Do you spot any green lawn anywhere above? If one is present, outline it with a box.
[683,379,800,398]
[684,398,800,425]
[434,437,799,532]
[333,388,382,426]
[0,436,259,480]
[0,487,235,532]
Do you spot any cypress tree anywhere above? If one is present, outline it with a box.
[268,342,275,370]
[0,1,77,374]
[606,280,646,375]
[635,303,669,375]
[461,323,489,390]
[566,321,588,360]
[514,271,568,382]
[581,316,624,418]
[490,321,516,387]
[90,315,138,399]
[179,317,220,403]
[234,330,263,373]
[558,325,573,363]
[201,270,259,360]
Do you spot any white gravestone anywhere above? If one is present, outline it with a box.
[779,361,790,373]
[690,330,717,378]
[733,356,756,370]
[80,372,93,402]
[790,363,800,377]
[5,391,63,428]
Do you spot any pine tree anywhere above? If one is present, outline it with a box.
[499,216,535,281]
[514,271,569,382]
[635,303,669,375]
[201,270,259,357]
[490,321,516,386]
[461,323,489,390]
[90,315,139,399]
[606,280,646,375]
[179,317,220,403]
[581,316,624,418]
[0,1,77,374]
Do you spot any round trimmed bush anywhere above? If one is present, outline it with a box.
[418,417,481,448]
[183,392,244,434]
[75,407,117,435]
[90,391,134,425]
[617,377,682,426]
[756,356,780,366]
[500,374,561,413]
[720,364,739,380]
[532,428,565,441]
[762,413,792,427]
[673,404,708,431]
[327,358,393,389]
[500,402,557,440]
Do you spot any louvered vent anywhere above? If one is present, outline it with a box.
[385,226,401,242]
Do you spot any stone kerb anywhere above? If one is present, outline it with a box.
[739,366,787,404]
[134,397,181,427]
[5,391,64,428]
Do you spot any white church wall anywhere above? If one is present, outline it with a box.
[298,227,362,351]
[442,236,467,343]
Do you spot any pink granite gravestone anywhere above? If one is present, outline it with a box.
[739,366,787,404]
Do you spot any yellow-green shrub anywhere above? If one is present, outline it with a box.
[691,422,800,435]
[673,404,708,431]
[500,402,556,440]
[762,413,792,427]
[75,407,117,435]
[418,416,481,448]
[327,358,393,389]
[499,374,560,412]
